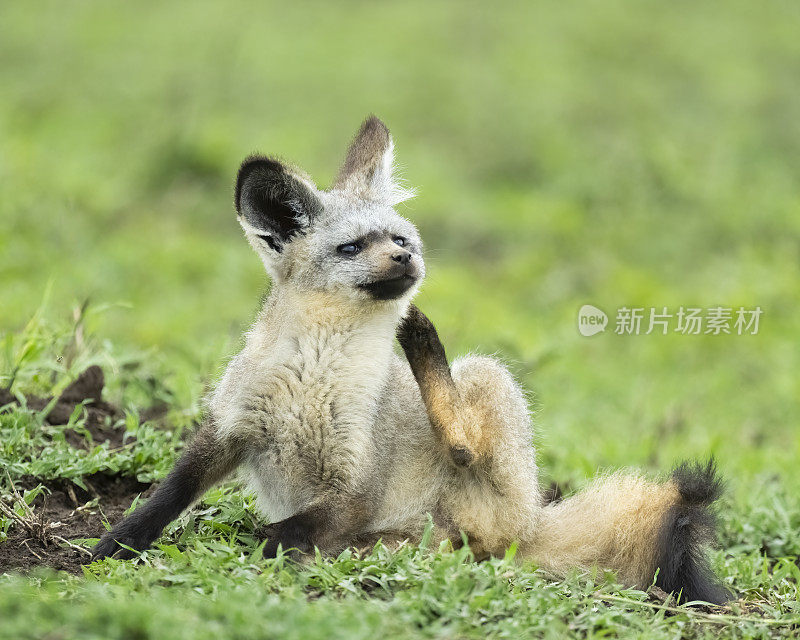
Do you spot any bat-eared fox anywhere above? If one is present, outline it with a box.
[93,116,729,604]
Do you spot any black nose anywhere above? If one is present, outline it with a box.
[391,251,412,265]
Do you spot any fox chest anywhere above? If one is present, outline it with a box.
[237,335,388,493]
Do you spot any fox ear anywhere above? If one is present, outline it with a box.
[332,115,413,205]
[235,156,322,250]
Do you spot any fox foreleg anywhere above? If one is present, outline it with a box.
[91,420,242,560]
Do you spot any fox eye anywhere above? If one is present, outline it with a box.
[337,242,362,256]
[393,236,406,247]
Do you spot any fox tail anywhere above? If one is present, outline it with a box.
[526,459,728,604]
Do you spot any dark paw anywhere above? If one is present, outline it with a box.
[255,515,315,558]
[91,520,161,561]
[91,532,143,561]
[396,305,436,353]
[254,523,280,556]
[449,445,475,467]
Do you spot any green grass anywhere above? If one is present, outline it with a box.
[1,0,799,637]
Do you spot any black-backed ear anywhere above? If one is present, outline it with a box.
[235,156,322,249]
[332,115,413,205]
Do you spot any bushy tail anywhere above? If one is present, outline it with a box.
[525,460,728,604]
[654,460,728,603]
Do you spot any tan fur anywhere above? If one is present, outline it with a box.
[398,323,687,587]
[435,359,687,585]
[527,476,681,586]
[435,355,541,555]
[413,365,468,455]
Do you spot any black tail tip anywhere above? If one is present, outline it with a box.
[655,458,730,605]
[671,458,724,506]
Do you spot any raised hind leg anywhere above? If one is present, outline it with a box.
[396,304,482,467]
[396,306,727,601]
[396,305,542,554]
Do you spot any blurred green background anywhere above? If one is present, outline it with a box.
[1,0,798,484]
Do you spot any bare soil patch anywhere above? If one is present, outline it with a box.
[0,474,153,574]
[0,366,155,574]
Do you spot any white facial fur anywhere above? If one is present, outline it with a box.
[236,117,423,306]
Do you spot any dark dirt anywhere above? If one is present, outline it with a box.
[0,366,155,575]
[0,365,126,447]
[0,474,153,575]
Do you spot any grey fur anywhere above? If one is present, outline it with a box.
[333,115,391,193]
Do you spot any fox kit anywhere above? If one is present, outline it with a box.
[93,117,728,603]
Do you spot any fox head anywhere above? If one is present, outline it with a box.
[234,116,423,306]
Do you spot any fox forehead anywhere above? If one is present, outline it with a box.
[313,192,421,245]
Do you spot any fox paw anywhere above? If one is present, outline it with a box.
[90,517,162,562]
[91,532,145,561]
[449,445,475,467]
[255,517,314,558]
